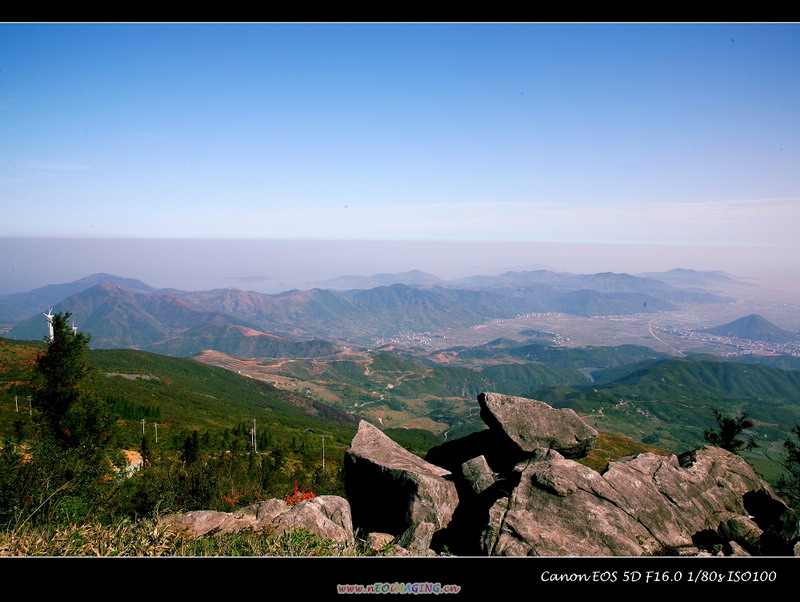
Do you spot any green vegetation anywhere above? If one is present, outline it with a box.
[3,313,798,556]
[0,313,117,526]
[265,353,489,435]
[382,428,443,455]
[453,340,669,369]
[0,328,356,555]
[533,356,800,482]
[576,431,670,472]
[777,425,800,508]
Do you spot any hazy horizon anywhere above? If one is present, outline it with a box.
[2,237,799,299]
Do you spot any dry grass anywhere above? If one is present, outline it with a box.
[0,520,354,557]
[577,431,670,472]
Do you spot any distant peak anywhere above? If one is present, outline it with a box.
[701,313,798,343]
[68,273,155,291]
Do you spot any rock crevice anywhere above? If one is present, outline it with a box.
[345,392,794,556]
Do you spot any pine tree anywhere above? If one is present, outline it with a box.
[27,312,116,520]
[181,430,200,465]
[32,312,92,447]
[703,408,759,453]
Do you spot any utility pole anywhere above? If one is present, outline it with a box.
[320,435,331,472]
[154,422,159,444]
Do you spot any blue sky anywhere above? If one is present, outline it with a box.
[2,23,799,246]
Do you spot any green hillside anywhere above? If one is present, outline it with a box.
[534,356,800,481]
[452,339,670,369]
[1,338,360,457]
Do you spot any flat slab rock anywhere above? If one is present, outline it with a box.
[162,495,354,545]
[344,420,458,536]
[478,392,598,459]
[482,446,787,556]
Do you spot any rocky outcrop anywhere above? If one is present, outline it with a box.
[345,392,794,556]
[163,495,354,547]
[169,390,795,557]
[480,446,789,556]
[344,420,459,547]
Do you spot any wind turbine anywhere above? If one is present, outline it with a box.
[43,308,54,341]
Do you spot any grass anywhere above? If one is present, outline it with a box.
[0,519,356,556]
[577,431,670,472]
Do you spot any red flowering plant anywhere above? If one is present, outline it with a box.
[223,490,241,506]
[284,482,315,505]
[222,489,268,510]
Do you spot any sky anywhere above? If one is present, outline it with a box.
[1,23,799,293]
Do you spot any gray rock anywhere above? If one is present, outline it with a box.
[718,516,763,551]
[395,521,437,556]
[425,429,521,475]
[478,392,598,459]
[482,446,787,556]
[364,532,395,553]
[163,510,242,537]
[255,499,295,528]
[727,541,751,556]
[272,495,354,545]
[461,456,496,495]
[386,544,413,556]
[162,495,353,547]
[344,420,459,537]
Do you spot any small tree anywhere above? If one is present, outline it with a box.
[704,408,759,453]
[181,430,200,465]
[777,425,800,508]
[140,436,151,468]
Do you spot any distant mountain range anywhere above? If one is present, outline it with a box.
[309,269,444,290]
[3,267,739,355]
[637,268,747,288]
[455,269,731,306]
[700,314,799,343]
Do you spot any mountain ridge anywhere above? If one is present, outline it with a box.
[4,268,739,352]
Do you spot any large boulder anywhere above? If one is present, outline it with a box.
[481,446,788,556]
[344,420,459,537]
[478,392,598,459]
